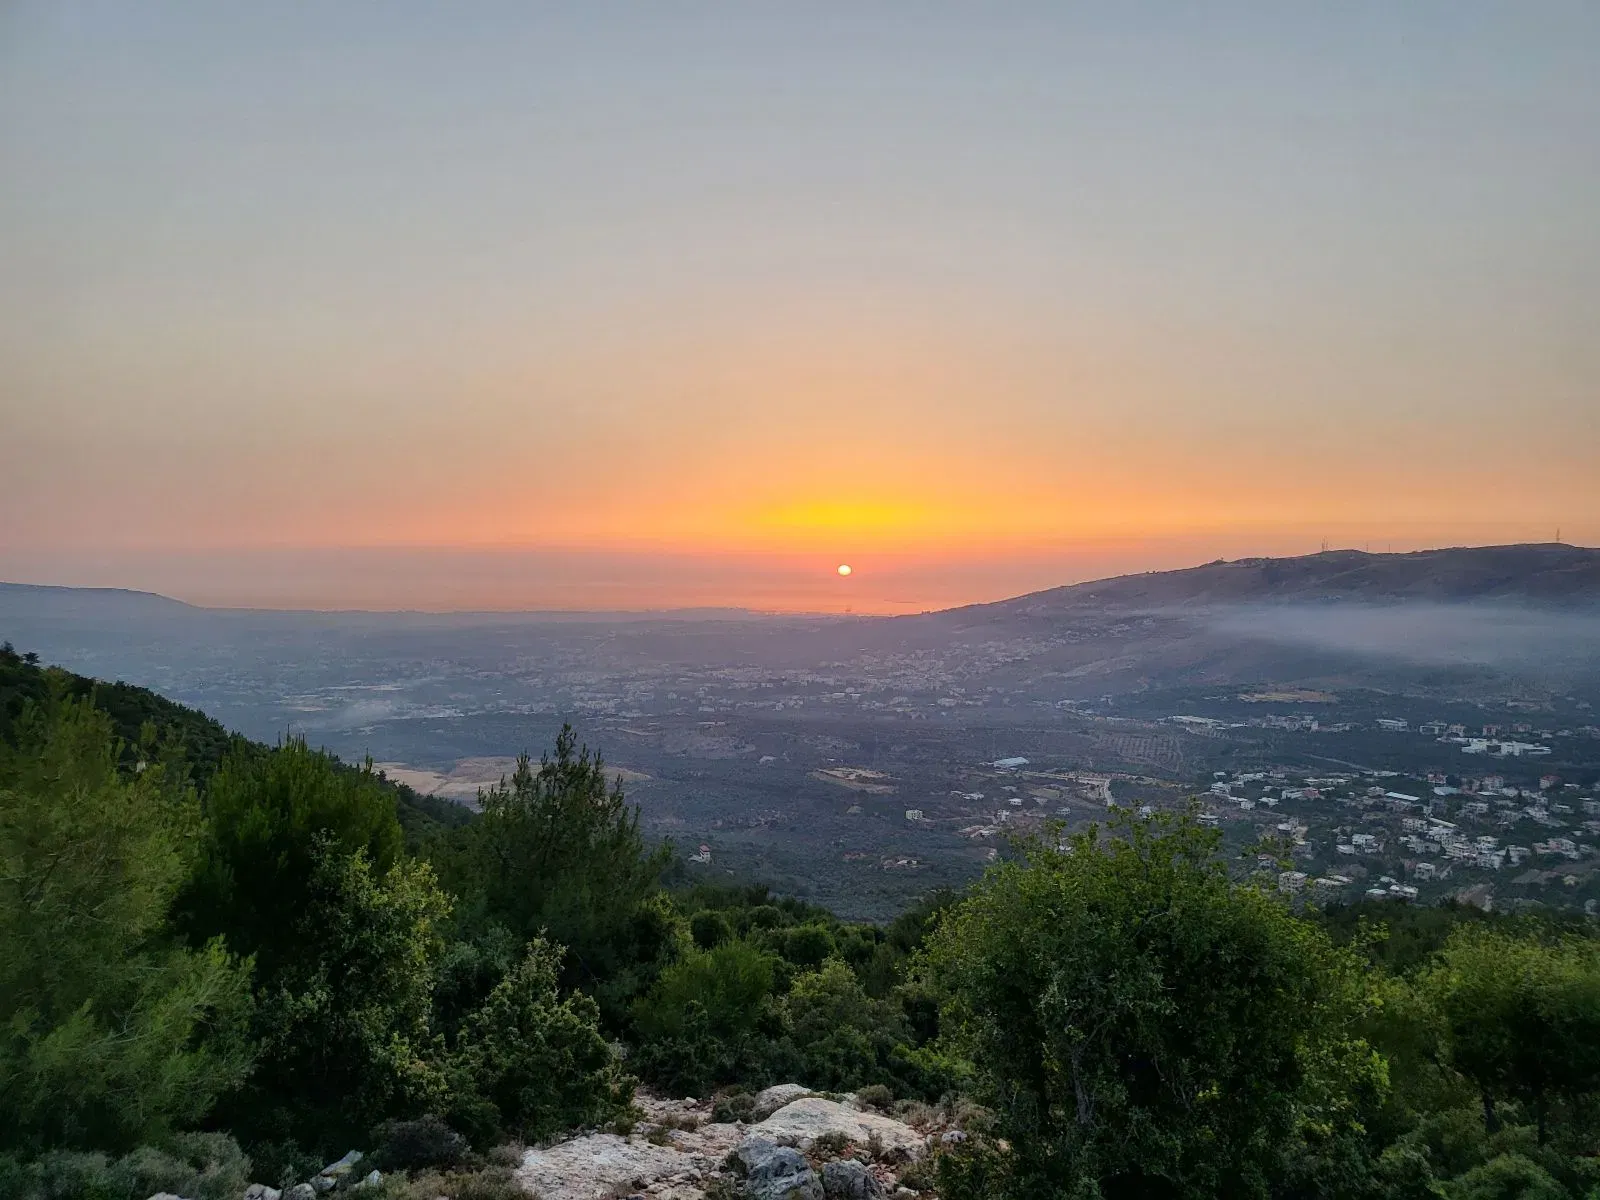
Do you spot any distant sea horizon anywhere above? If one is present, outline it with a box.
[1,530,1587,615]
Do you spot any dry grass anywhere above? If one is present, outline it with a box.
[376,1166,523,1200]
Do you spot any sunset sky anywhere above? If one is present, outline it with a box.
[2,4,1596,612]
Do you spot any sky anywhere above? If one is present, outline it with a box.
[2,3,1596,612]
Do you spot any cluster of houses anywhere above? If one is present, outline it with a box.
[1395,817,1523,872]
[1377,716,1566,758]
[1186,709,1589,762]
[1277,868,1415,901]
[1194,759,1600,907]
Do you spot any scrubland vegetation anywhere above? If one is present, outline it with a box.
[6,643,1600,1199]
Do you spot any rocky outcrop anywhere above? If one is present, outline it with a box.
[730,1139,822,1200]
[750,1084,815,1119]
[518,1134,713,1200]
[515,1094,743,1200]
[749,1098,925,1161]
[149,1088,938,1200]
[511,1087,931,1200]
[821,1159,884,1200]
[311,1152,375,1196]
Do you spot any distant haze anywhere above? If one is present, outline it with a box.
[1206,604,1600,671]
[2,5,1596,610]
[8,539,1597,615]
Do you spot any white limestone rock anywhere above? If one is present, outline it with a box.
[516,1120,742,1200]
[748,1099,924,1161]
[750,1084,816,1120]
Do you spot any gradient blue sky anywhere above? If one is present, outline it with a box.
[2,3,1596,610]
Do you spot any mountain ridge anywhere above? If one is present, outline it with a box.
[0,581,195,608]
[922,543,1600,626]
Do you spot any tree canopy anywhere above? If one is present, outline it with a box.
[0,691,253,1153]
[923,813,1385,1200]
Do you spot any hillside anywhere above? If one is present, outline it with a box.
[0,643,473,844]
[930,544,1600,625]
[0,580,195,618]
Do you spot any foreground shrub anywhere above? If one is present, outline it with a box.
[855,1084,893,1112]
[371,1165,522,1200]
[0,1134,252,1200]
[1446,1152,1567,1200]
[922,813,1385,1200]
[635,939,774,1041]
[447,939,632,1144]
[370,1115,470,1172]
[710,1092,756,1124]
[0,695,253,1154]
[782,959,905,1092]
[438,728,672,1023]
[227,841,451,1151]
[1418,925,1600,1143]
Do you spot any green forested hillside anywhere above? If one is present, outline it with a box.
[0,642,472,847]
[5,642,1600,1200]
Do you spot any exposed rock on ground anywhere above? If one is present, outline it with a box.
[750,1084,815,1119]
[821,1159,884,1200]
[513,1088,933,1200]
[517,1134,713,1200]
[731,1139,821,1200]
[515,1094,742,1200]
[143,1089,938,1200]
[156,1154,378,1200]
[747,1098,925,1161]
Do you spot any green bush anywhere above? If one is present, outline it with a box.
[690,911,732,951]
[635,941,775,1040]
[922,813,1385,1200]
[1446,1152,1566,1200]
[245,1142,324,1192]
[0,1135,252,1200]
[1418,925,1600,1143]
[447,939,632,1144]
[371,1165,522,1200]
[370,1115,470,1172]
[179,739,404,982]
[710,1092,755,1124]
[783,960,905,1093]
[855,1084,893,1112]
[743,906,785,932]
[776,925,835,970]
[0,694,254,1154]
[435,727,672,1024]
[225,840,452,1152]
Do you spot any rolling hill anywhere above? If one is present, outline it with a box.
[929,544,1600,626]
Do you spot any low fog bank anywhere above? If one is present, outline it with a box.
[1204,602,1600,672]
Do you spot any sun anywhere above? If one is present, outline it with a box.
[836,563,853,577]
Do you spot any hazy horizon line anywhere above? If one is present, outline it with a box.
[2,539,1592,618]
